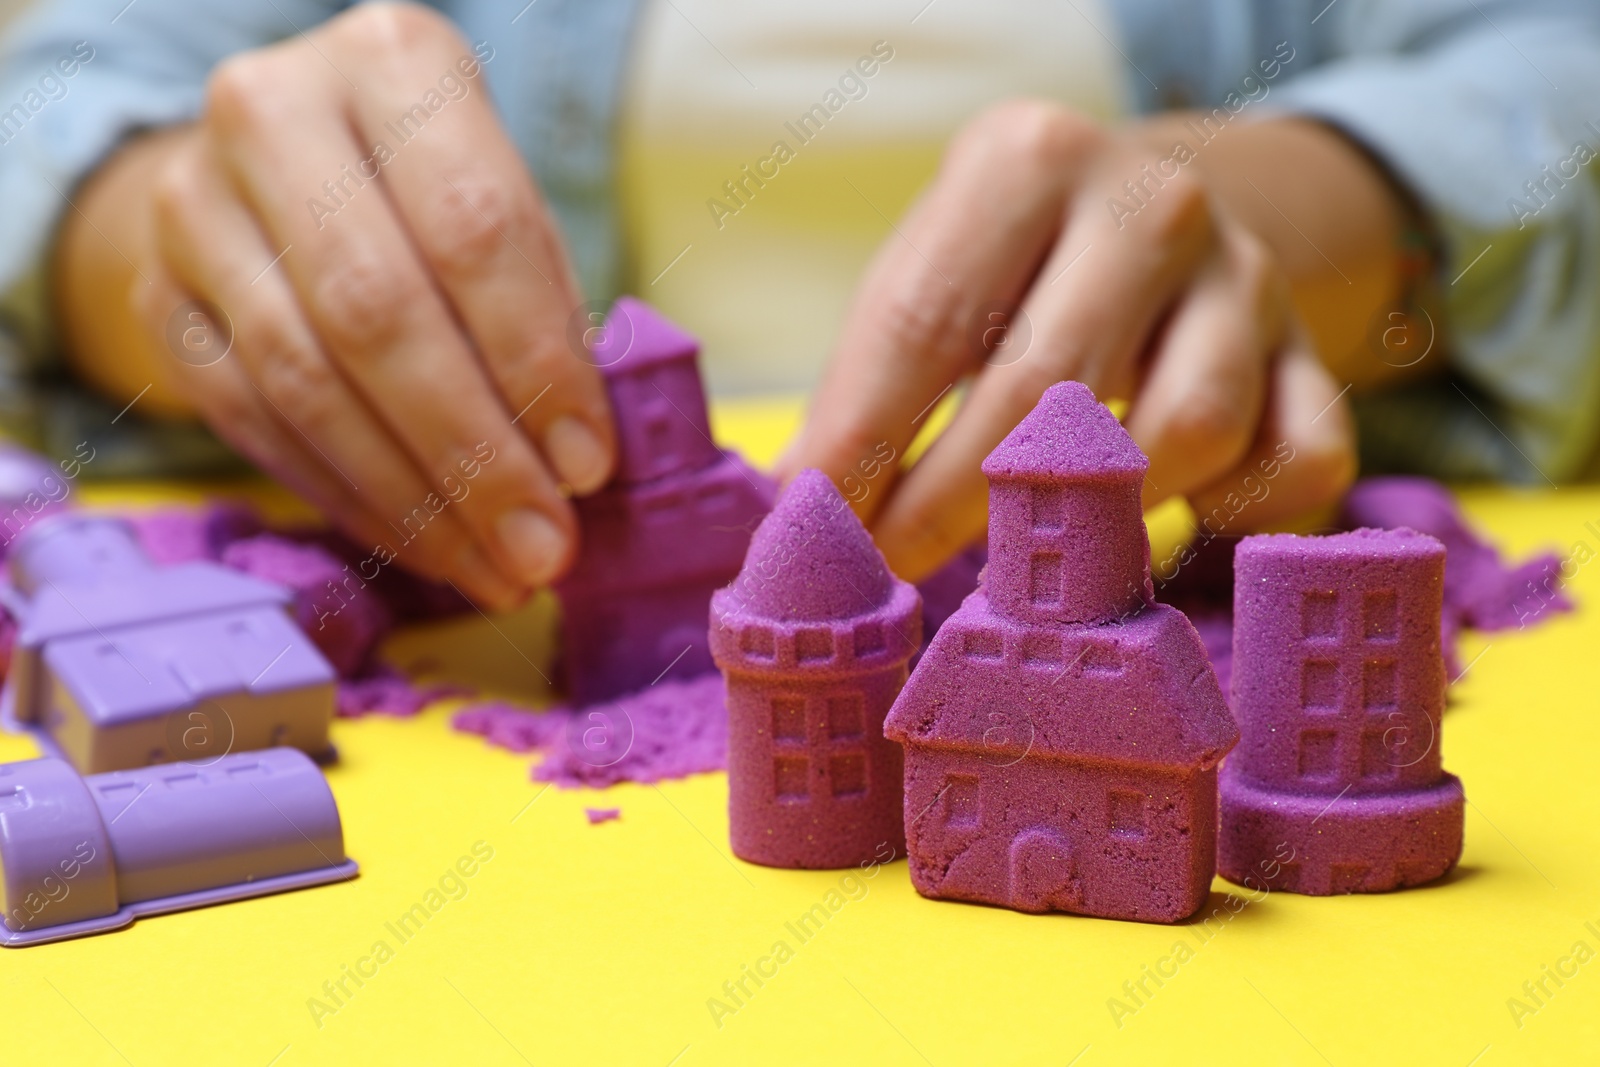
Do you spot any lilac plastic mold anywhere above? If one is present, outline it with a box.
[885,382,1237,922]
[711,469,921,869]
[0,443,72,554]
[1219,528,1465,894]
[556,299,773,705]
[1,514,336,773]
[0,746,357,946]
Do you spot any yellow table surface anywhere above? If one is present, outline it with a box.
[7,399,1600,1067]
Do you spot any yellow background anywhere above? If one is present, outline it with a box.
[6,399,1599,1066]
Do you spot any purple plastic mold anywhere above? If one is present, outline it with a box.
[710,469,921,869]
[0,746,357,946]
[556,299,774,705]
[1218,528,1465,894]
[0,443,72,555]
[885,382,1237,922]
[1,514,337,774]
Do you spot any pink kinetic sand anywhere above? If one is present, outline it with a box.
[222,534,392,677]
[335,664,470,719]
[1218,528,1465,894]
[1159,479,1572,691]
[454,672,728,789]
[1343,476,1571,633]
[885,382,1238,922]
[710,469,921,869]
[125,504,263,565]
[555,299,774,706]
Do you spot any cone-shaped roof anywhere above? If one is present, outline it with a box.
[734,469,893,622]
[982,381,1146,481]
[591,297,699,373]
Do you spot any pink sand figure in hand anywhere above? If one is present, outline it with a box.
[885,381,1237,922]
[1219,527,1465,895]
[710,469,921,869]
[555,298,773,706]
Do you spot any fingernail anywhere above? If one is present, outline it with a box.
[542,416,610,495]
[495,509,567,586]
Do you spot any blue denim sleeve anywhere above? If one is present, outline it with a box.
[1274,2,1600,483]
[1111,0,1600,483]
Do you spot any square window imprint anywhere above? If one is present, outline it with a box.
[945,774,980,828]
[1301,660,1340,712]
[1020,633,1062,666]
[775,757,809,802]
[1363,660,1397,710]
[771,696,806,742]
[963,630,1004,661]
[1029,552,1062,606]
[794,629,833,662]
[1109,789,1146,838]
[740,627,775,660]
[1364,590,1398,641]
[1082,641,1122,676]
[1298,729,1337,777]
[1302,591,1338,639]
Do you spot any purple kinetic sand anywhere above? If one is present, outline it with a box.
[1154,534,1243,696]
[0,747,357,946]
[336,664,470,718]
[454,672,729,788]
[1157,478,1573,688]
[126,503,264,566]
[585,808,621,825]
[556,299,774,706]
[223,534,392,676]
[1218,528,1465,895]
[710,470,921,869]
[453,700,567,753]
[285,526,471,625]
[1343,476,1570,632]
[885,382,1237,923]
[916,542,987,644]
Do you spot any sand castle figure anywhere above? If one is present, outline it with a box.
[1219,528,1465,894]
[556,299,773,705]
[885,382,1237,922]
[711,470,920,868]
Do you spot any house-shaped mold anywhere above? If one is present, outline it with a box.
[556,299,773,705]
[1218,529,1464,894]
[710,470,921,868]
[0,514,336,774]
[885,382,1237,922]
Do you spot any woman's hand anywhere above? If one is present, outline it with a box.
[784,101,1371,582]
[55,3,614,609]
